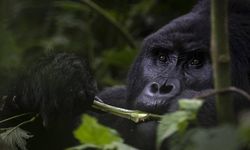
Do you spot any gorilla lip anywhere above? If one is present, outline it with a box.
[134,96,172,115]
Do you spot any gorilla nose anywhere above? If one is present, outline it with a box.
[146,81,178,97]
[160,84,173,94]
[149,82,159,94]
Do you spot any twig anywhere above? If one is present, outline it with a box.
[194,86,250,101]
[0,113,33,124]
[4,114,39,137]
[93,96,162,123]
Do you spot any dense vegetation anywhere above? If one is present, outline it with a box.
[1,0,250,150]
[0,0,195,92]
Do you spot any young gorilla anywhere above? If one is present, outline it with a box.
[1,0,250,149]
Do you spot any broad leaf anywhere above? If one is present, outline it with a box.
[0,127,33,150]
[179,99,203,112]
[157,111,193,149]
[157,99,203,149]
[73,115,122,146]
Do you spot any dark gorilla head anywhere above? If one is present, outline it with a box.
[127,0,250,117]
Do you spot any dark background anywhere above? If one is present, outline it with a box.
[0,0,195,94]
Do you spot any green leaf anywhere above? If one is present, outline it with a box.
[156,99,203,149]
[238,112,250,148]
[188,125,239,150]
[0,127,33,150]
[73,115,123,146]
[179,99,203,112]
[157,111,194,149]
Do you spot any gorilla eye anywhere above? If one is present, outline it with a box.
[152,49,169,64]
[187,52,204,68]
[190,59,201,66]
[159,54,168,62]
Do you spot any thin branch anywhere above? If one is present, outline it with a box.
[4,114,39,137]
[194,86,250,101]
[93,96,162,123]
[0,113,33,124]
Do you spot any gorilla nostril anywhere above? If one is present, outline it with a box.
[149,82,159,94]
[160,85,173,94]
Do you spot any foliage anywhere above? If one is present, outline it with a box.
[69,114,137,150]
[238,112,250,149]
[74,115,122,146]
[156,99,250,150]
[0,100,250,150]
[170,125,240,150]
[0,113,37,150]
[157,99,203,149]
[0,0,195,92]
[2,1,248,150]
[73,99,250,150]
[0,127,33,150]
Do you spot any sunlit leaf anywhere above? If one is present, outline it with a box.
[73,115,122,146]
[157,99,203,149]
[157,111,193,149]
[179,99,203,112]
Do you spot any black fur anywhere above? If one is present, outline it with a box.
[1,53,97,149]
[1,0,250,150]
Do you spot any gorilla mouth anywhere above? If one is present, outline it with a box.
[134,95,174,115]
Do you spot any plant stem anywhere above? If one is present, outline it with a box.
[0,113,32,124]
[210,0,234,123]
[194,87,250,101]
[4,114,38,137]
[93,97,162,123]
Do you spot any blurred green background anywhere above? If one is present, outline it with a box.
[0,0,195,94]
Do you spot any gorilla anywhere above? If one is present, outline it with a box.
[1,0,250,149]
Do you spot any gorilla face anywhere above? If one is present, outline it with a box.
[127,6,214,114]
[126,0,250,118]
[132,49,213,114]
